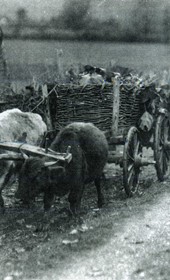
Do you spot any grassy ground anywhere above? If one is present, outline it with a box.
[4,40,170,92]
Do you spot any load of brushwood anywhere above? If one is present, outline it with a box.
[4,65,170,134]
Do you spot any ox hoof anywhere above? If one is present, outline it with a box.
[97,199,105,209]
[35,222,50,232]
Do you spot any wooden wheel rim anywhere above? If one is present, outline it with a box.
[123,126,141,196]
[154,115,170,181]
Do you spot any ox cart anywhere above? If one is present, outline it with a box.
[0,77,170,197]
[43,77,170,196]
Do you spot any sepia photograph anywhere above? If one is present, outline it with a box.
[0,0,170,279]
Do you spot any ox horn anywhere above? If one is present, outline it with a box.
[44,161,59,167]
[20,150,29,160]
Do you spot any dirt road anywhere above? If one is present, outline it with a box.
[56,191,170,280]
[34,180,170,280]
[1,164,170,280]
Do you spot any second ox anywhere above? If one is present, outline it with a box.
[15,122,108,214]
[0,108,47,212]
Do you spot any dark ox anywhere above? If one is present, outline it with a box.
[16,122,108,214]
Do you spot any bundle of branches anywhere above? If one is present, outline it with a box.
[17,85,47,122]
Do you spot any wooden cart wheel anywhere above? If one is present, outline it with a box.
[154,114,170,181]
[123,126,142,196]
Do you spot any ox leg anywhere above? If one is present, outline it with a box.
[44,189,55,212]
[0,163,15,213]
[95,177,104,208]
[68,183,85,216]
[0,192,4,213]
[36,190,56,232]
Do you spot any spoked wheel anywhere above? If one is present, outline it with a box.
[123,126,142,197]
[154,114,170,181]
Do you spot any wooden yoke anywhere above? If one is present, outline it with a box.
[111,77,120,138]
[0,142,72,163]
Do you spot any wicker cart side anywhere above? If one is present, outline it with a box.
[47,81,142,139]
[47,83,114,134]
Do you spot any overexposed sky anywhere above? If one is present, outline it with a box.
[0,0,64,19]
[0,0,169,20]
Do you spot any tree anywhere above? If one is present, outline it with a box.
[16,8,28,26]
[60,0,91,30]
[130,0,158,42]
[163,5,170,42]
[0,26,3,46]
[14,8,28,36]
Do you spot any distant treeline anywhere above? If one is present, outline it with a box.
[1,0,170,42]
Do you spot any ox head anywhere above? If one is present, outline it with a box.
[15,157,65,204]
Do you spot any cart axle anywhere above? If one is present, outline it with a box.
[108,152,155,167]
[135,156,156,167]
